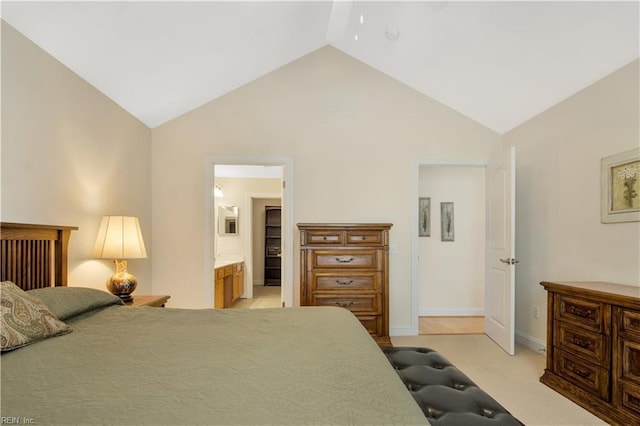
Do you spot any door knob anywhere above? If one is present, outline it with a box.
[500,258,520,265]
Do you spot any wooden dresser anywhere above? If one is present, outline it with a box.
[540,281,640,425]
[298,223,392,347]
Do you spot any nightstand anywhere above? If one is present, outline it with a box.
[127,295,170,307]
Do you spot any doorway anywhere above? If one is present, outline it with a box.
[414,148,517,355]
[243,194,281,302]
[205,156,294,310]
[417,164,487,334]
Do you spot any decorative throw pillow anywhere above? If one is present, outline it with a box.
[1,281,72,352]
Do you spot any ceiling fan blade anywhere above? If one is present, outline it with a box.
[325,0,353,42]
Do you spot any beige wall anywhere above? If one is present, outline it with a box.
[4,21,636,344]
[418,166,486,315]
[1,22,152,292]
[151,46,501,333]
[505,59,640,349]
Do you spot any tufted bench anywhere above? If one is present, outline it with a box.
[383,347,523,425]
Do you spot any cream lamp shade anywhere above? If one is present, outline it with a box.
[93,216,147,302]
[94,216,147,259]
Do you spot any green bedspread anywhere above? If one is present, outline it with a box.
[1,304,428,425]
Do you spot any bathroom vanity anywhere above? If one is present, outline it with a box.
[214,260,244,308]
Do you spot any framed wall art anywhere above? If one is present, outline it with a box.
[418,197,431,237]
[601,148,640,223]
[440,202,454,241]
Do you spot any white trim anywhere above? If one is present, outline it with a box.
[204,158,216,308]
[409,165,421,337]
[417,159,488,167]
[204,155,294,309]
[516,329,547,355]
[419,308,485,316]
[390,326,416,337]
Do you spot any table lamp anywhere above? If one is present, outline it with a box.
[93,216,147,303]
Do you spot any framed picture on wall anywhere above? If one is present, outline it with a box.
[418,197,431,237]
[601,148,640,223]
[441,202,454,241]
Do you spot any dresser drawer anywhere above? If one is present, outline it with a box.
[620,337,640,386]
[308,271,380,291]
[346,230,385,246]
[308,249,380,269]
[617,380,640,418]
[556,294,607,333]
[356,314,383,337]
[310,294,380,314]
[554,348,609,400]
[303,230,344,246]
[555,321,609,366]
[620,309,640,338]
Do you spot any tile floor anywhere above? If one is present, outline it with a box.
[229,285,282,309]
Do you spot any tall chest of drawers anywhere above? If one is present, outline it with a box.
[298,223,392,347]
[540,281,640,425]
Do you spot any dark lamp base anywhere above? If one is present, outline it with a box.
[119,294,134,304]
[106,266,138,303]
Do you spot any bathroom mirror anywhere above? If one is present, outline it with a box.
[218,206,239,235]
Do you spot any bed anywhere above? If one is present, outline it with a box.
[0,222,428,425]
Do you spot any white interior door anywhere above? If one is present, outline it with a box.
[485,145,516,355]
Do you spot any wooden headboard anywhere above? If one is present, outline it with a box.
[1,222,78,290]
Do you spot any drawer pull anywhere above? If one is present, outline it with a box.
[571,337,591,348]
[335,257,354,263]
[335,301,354,308]
[351,236,365,241]
[336,280,354,286]
[568,363,591,378]
[313,236,338,241]
[569,306,593,318]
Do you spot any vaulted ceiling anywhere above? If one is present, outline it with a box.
[2,1,638,134]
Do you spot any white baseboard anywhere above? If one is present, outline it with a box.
[390,325,418,337]
[419,308,485,316]
[515,329,547,355]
